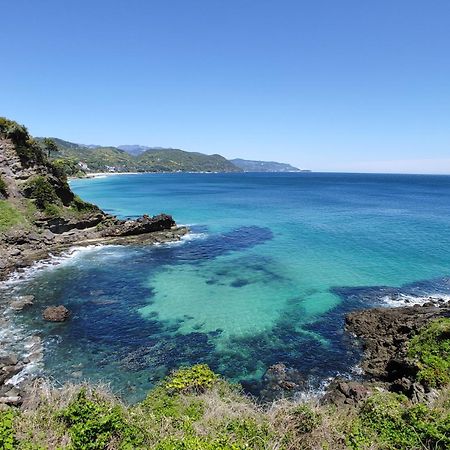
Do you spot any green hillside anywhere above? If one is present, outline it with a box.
[39,138,242,173]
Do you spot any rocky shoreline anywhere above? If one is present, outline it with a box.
[0,212,189,283]
[257,298,449,406]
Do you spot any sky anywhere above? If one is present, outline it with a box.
[1,1,450,173]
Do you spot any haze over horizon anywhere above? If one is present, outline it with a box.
[1,1,450,174]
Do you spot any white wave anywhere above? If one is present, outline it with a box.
[381,293,450,307]
[0,245,119,290]
[160,231,208,247]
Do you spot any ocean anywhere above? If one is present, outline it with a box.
[2,172,450,401]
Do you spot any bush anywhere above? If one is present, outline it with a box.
[163,364,219,394]
[70,195,99,213]
[0,118,47,166]
[59,388,143,450]
[347,392,450,449]
[408,318,450,387]
[24,176,59,210]
[0,409,16,450]
[0,117,29,146]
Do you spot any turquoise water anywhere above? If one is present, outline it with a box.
[4,173,450,400]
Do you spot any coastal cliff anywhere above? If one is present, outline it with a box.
[0,118,188,281]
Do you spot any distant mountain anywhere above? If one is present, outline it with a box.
[38,138,242,173]
[117,145,151,156]
[231,158,307,172]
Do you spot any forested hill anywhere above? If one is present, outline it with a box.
[37,138,243,173]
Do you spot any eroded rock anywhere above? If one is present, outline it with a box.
[42,305,70,322]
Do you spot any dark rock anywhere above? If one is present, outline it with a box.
[344,303,450,401]
[109,214,176,237]
[259,363,307,402]
[345,304,450,383]
[323,379,372,407]
[42,305,70,322]
[0,354,18,367]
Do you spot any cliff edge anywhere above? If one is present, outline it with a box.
[0,118,188,281]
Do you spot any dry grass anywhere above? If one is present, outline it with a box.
[7,379,450,449]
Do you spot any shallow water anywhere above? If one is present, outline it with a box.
[2,173,450,401]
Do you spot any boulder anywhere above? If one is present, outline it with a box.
[42,305,70,322]
[10,295,34,311]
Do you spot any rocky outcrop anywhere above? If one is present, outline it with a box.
[345,301,450,383]
[42,305,70,322]
[323,299,449,406]
[322,379,372,407]
[108,214,176,236]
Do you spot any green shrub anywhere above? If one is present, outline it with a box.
[59,388,142,450]
[24,176,59,210]
[408,318,450,387]
[142,386,204,423]
[0,409,16,450]
[70,195,99,213]
[347,392,450,449]
[0,117,29,146]
[0,118,47,166]
[163,364,218,394]
[155,436,244,450]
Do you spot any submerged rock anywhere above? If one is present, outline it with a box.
[42,305,70,322]
[259,363,307,402]
[10,295,34,311]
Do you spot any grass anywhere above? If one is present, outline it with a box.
[0,200,27,231]
[6,363,450,450]
[408,318,450,387]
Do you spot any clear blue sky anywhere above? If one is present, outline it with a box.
[1,1,450,173]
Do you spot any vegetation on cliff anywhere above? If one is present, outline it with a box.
[1,319,449,449]
[0,118,100,230]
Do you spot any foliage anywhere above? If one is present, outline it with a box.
[163,364,219,394]
[0,118,47,166]
[0,409,16,450]
[51,158,85,178]
[0,117,29,146]
[408,318,450,387]
[24,176,59,210]
[142,386,205,422]
[347,392,450,449]
[58,388,143,450]
[0,174,7,197]
[0,200,26,230]
[70,195,99,213]
[42,138,59,157]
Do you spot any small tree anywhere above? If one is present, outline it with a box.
[43,138,59,158]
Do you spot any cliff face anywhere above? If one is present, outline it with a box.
[0,118,187,280]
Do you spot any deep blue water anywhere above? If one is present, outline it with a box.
[3,172,450,401]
